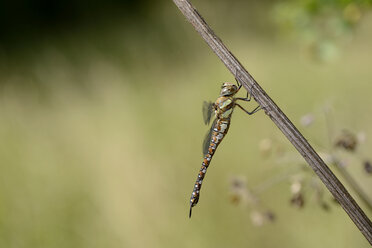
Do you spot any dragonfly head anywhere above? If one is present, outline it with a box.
[220,82,239,96]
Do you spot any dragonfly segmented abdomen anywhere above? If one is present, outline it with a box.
[189,119,231,217]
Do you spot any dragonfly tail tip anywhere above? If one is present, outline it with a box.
[189,206,193,218]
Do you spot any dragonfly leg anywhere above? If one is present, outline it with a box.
[235,70,248,92]
[234,76,254,102]
[235,77,242,90]
[235,103,262,115]
[235,91,251,102]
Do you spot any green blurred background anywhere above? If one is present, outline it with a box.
[0,0,371,247]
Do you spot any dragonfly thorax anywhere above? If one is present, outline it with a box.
[215,96,234,120]
[220,82,238,97]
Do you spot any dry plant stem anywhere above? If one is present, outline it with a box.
[333,161,372,212]
[172,0,372,244]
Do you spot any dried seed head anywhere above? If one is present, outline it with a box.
[259,138,272,157]
[263,211,276,222]
[335,130,358,151]
[290,177,305,208]
[336,158,349,168]
[290,180,302,195]
[250,210,276,226]
[300,114,314,127]
[250,211,264,226]
[364,160,372,174]
[320,202,331,211]
[357,132,366,144]
[230,176,246,190]
[290,193,305,208]
[229,194,241,205]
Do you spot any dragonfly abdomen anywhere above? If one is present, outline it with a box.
[189,119,231,217]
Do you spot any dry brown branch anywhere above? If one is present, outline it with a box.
[172,0,372,244]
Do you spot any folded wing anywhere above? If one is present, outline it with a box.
[202,118,216,156]
[202,101,214,125]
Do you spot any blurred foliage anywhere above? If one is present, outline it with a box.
[1,0,371,63]
[0,0,157,39]
[273,0,372,60]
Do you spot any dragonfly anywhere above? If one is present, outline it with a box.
[189,80,261,218]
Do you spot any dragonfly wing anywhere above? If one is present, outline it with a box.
[202,101,214,125]
[202,119,216,156]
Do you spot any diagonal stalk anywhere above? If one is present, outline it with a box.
[172,0,372,244]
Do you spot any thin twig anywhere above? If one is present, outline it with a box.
[253,166,302,195]
[172,0,372,244]
[333,160,372,212]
